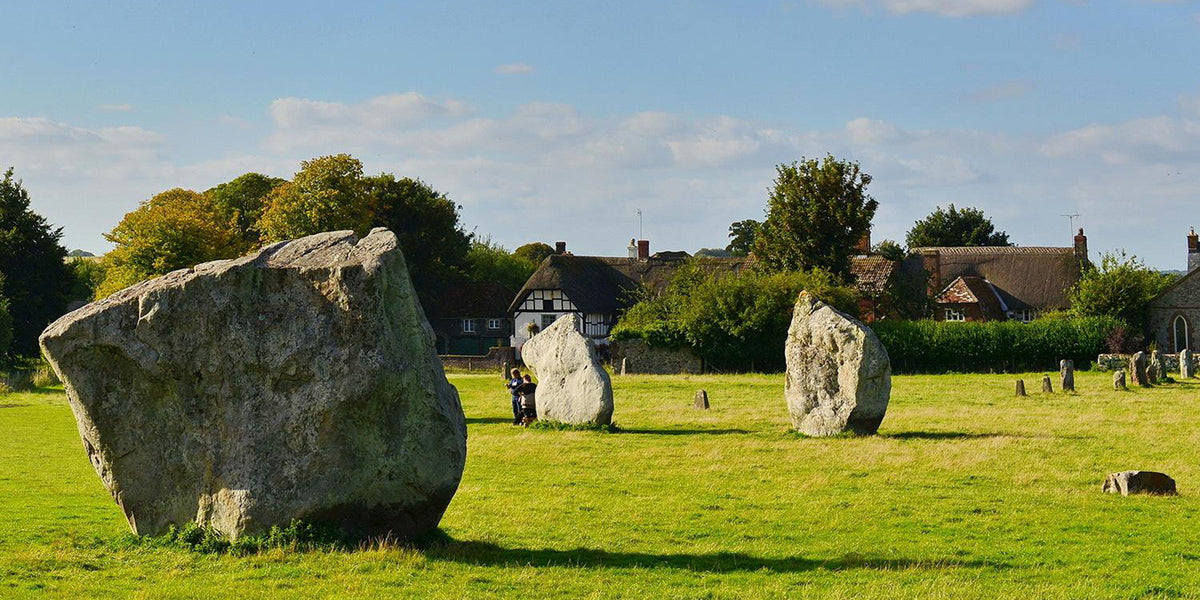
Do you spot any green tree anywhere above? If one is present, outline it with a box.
[257,154,375,242]
[98,188,240,298]
[871,239,906,261]
[0,168,73,355]
[204,173,285,251]
[464,237,538,291]
[905,204,1010,248]
[513,242,555,265]
[1069,251,1176,331]
[367,174,472,305]
[0,273,13,364]
[751,156,877,279]
[66,258,108,303]
[726,219,759,257]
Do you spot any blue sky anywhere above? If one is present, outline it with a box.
[3,0,1199,268]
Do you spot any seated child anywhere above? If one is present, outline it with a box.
[518,374,537,424]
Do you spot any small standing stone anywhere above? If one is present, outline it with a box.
[501,361,510,380]
[1180,349,1194,379]
[1042,376,1053,393]
[1102,471,1177,496]
[620,357,627,376]
[694,389,710,409]
[1113,370,1127,390]
[1149,350,1164,384]
[1060,359,1075,392]
[1015,379,1026,396]
[1129,351,1150,387]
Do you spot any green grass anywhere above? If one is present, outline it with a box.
[3,371,1200,598]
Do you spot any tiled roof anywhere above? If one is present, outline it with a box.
[850,256,898,296]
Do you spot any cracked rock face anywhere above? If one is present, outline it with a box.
[520,314,614,426]
[784,292,891,437]
[40,229,467,540]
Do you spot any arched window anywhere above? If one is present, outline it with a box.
[1174,314,1190,353]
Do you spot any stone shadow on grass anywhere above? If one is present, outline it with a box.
[620,428,750,436]
[881,431,1020,441]
[465,417,517,425]
[424,536,1007,574]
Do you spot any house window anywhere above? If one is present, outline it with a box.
[1174,315,1190,353]
[541,314,558,330]
[461,319,476,333]
[944,308,965,322]
[487,319,502,330]
[1007,309,1038,323]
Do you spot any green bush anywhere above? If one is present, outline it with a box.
[871,316,1120,374]
[612,261,859,372]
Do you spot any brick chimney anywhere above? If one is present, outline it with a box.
[855,230,871,255]
[921,248,941,297]
[1073,228,1088,268]
[1189,227,1199,272]
[637,239,650,260]
[554,241,566,255]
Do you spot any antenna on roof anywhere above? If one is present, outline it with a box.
[636,208,643,240]
[1061,213,1079,240]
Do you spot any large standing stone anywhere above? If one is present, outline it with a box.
[1129,352,1150,387]
[784,292,891,436]
[1060,359,1075,392]
[1102,471,1177,496]
[1180,349,1194,379]
[1149,350,1165,384]
[1113,370,1127,391]
[520,314,614,425]
[39,229,467,541]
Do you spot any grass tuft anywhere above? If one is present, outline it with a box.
[526,419,622,433]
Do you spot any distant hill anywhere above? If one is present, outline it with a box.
[67,249,95,258]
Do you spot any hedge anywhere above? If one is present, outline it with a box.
[870,316,1121,374]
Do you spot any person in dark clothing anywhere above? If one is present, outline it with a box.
[506,368,524,425]
[517,374,537,424]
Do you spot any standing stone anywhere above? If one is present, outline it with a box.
[784,292,891,436]
[1129,352,1150,387]
[1180,349,1194,379]
[1060,359,1075,392]
[502,361,510,380]
[1102,471,1177,496]
[694,390,710,410]
[1149,350,1165,384]
[38,229,467,541]
[520,314,614,425]
[1015,379,1027,396]
[1113,370,1127,390]
[1042,376,1053,393]
[620,357,627,376]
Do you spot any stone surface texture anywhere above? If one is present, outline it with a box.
[519,313,614,425]
[1102,471,1177,496]
[1015,379,1026,396]
[1060,359,1075,392]
[1130,352,1149,387]
[1149,350,1165,383]
[39,229,467,540]
[1181,349,1194,378]
[694,390,710,409]
[784,292,891,436]
[1113,370,1127,390]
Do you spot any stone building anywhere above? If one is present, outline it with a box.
[901,229,1089,322]
[428,281,515,355]
[1146,229,1200,353]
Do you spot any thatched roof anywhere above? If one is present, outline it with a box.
[905,246,1082,311]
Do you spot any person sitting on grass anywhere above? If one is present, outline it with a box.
[506,368,524,425]
[518,374,537,425]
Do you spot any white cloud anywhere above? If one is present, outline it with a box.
[494,63,534,75]
[809,0,1035,17]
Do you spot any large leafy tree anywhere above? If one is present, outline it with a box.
[726,219,759,257]
[0,273,12,363]
[465,237,537,291]
[367,174,472,305]
[513,242,555,265]
[257,154,375,242]
[0,168,73,355]
[98,188,240,298]
[905,204,1010,248]
[204,172,285,252]
[751,156,877,279]
[1069,251,1176,331]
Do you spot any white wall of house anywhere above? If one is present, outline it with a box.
[510,289,617,357]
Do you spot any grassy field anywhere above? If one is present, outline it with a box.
[3,370,1200,599]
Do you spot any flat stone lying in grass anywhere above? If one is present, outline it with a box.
[520,313,614,426]
[784,292,891,437]
[39,229,467,541]
[1102,471,1177,496]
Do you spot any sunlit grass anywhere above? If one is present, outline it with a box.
[1,371,1198,598]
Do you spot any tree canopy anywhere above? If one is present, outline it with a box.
[751,156,877,279]
[905,204,1010,248]
[98,188,240,298]
[726,219,759,257]
[1069,251,1176,332]
[0,168,73,355]
[258,154,376,242]
[513,242,555,265]
[204,172,285,252]
[464,237,537,292]
[871,239,906,261]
